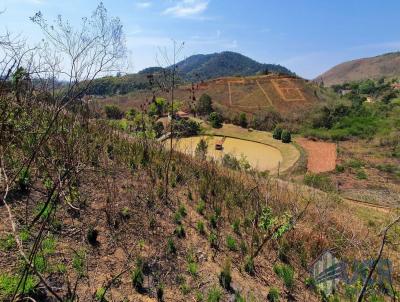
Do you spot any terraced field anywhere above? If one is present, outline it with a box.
[99,75,322,119]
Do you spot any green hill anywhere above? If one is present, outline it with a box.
[140,51,293,81]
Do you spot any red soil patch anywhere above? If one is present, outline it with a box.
[297,138,337,173]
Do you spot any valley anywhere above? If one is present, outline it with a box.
[1,3,400,302]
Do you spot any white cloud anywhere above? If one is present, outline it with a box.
[163,0,209,18]
[135,1,152,8]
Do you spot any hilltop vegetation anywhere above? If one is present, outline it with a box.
[316,51,400,86]
[303,78,400,141]
[141,51,293,82]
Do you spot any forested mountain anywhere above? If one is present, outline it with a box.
[86,52,293,96]
[141,51,294,81]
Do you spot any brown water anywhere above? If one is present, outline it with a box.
[170,136,283,172]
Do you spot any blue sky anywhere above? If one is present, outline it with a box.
[1,0,400,79]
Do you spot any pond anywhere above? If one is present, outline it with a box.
[169,135,283,172]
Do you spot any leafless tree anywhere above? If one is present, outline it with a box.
[0,3,126,301]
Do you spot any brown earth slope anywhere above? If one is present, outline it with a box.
[100,74,322,120]
[316,52,400,86]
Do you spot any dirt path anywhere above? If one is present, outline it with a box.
[256,80,273,106]
[344,197,393,213]
[297,138,337,173]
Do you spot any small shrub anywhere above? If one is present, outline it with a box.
[274,264,294,289]
[335,164,345,173]
[273,127,283,140]
[304,173,335,192]
[234,293,246,302]
[209,232,218,248]
[226,235,237,251]
[156,284,164,302]
[173,212,183,224]
[120,207,130,219]
[346,158,364,169]
[281,130,291,143]
[0,273,37,298]
[180,282,191,295]
[356,169,368,179]
[196,200,206,215]
[17,168,31,191]
[209,214,218,229]
[267,287,280,302]
[188,261,199,276]
[239,240,248,255]
[219,260,232,290]
[207,286,222,302]
[0,234,16,251]
[244,256,255,275]
[195,291,204,301]
[167,238,176,254]
[232,219,240,234]
[72,249,86,277]
[174,225,186,238]
[178,203,187,217]
[131,259,144,291]
[196,221,205,235]
[95,287,107,302]
[305,277,317,291]
[87,227,99,245]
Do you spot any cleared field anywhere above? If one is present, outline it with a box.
[297,138,337,173]
[198,123,300,174]
[171,135,283,172]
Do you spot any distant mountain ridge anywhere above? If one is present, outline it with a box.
[316,52,400,86]
[139,51,293,81]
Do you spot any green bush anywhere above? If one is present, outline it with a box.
[196,221,205,235]
[208,112,223,129]
[281,130,291,143]
[188,261,199,276]
[17,168,31,191]
[209,232,218,248]
[131,260,144,290]
[274,264,294,289]
[219,260,232,290]
[174,211,183,224]
[356,169,368,179]
[207,286,222,302]
[174,225,186,238]
[95,287,107,302]
[196,199,206,215]
[232,219,241,234]
[104,105,124,119]
[244,256,255,275]
[335,164,345,173]
[0,273,37,299]
[209,214,218,229]
[0,234,15,251]
[167,238,176,254]
[178,203,187,217]
[303,173,336,192]
[156,284,164,302]
[226,235,237,251]
[273,126,283,140]
[267,287,280,302]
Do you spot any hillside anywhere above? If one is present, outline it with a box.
[316,52,400,86]
[101,74,324,125]
[140,51,293,81]
[1,92,389,302]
